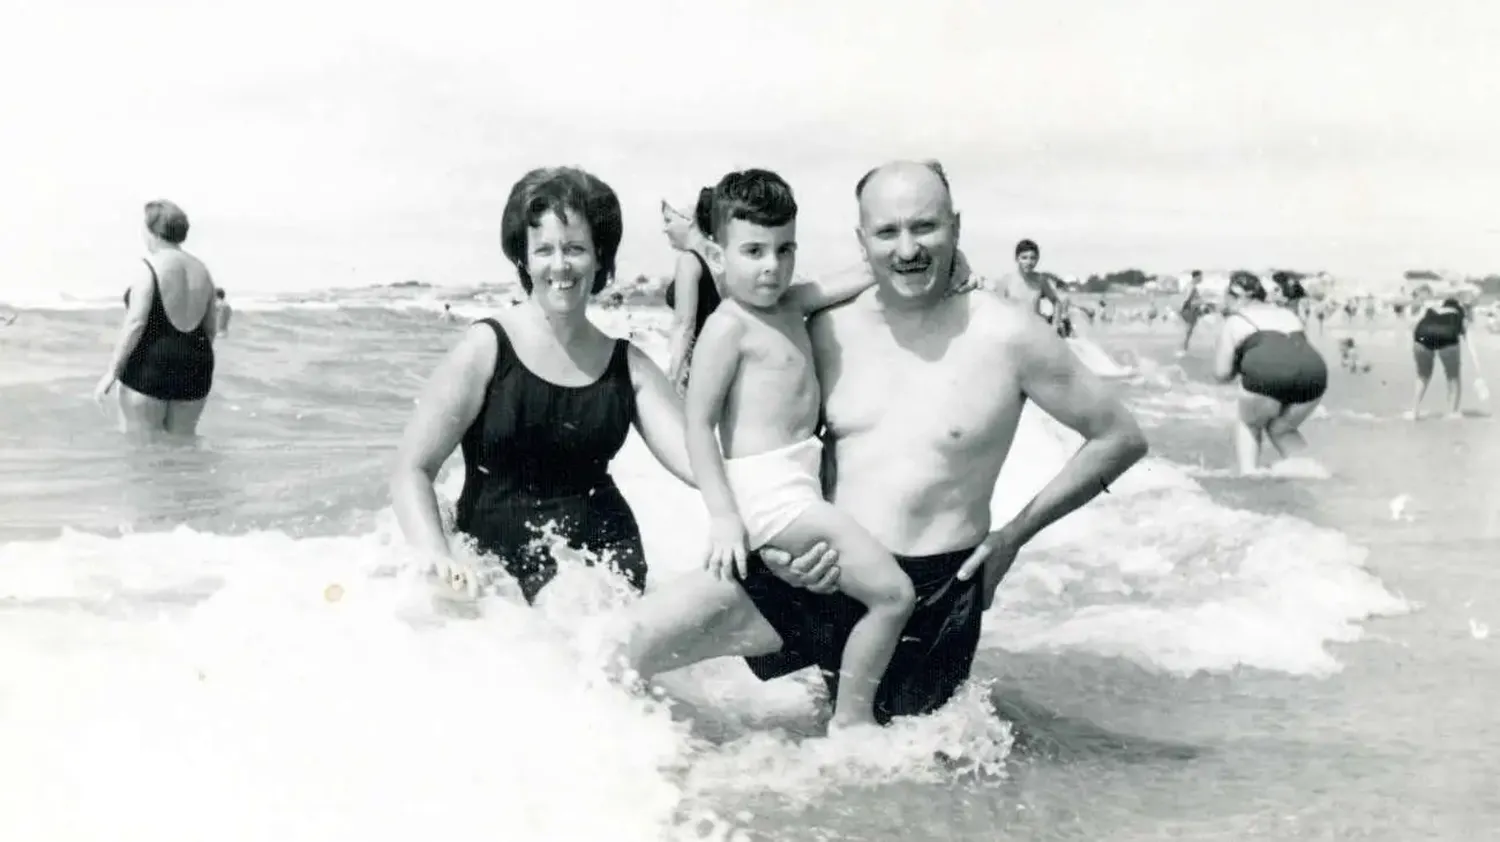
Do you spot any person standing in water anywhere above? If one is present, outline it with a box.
[392,167,695,604]
[1178,270,1206,354]
[995,239,1065,328]
[684,168,915,733]
[1409,296,1473,418]
[214,289,232,334]
[1212,272,1327,474]
[94,200,218,438]
[661,191,722,394]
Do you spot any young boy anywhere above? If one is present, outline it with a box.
[683,169,916,732]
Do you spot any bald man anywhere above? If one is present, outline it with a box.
[608,161,1149,726]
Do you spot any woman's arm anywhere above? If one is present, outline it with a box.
[1212,317,1245,383]
[626,344,696,488]
[100,263,156,385]
[202,285,220,346]
[390,324,495,563]
[665,251,704,384]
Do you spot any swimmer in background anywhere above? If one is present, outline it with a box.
[995,239,1065,327]
[1178,269,1206,354]
[1213,272,1328,474]
[1409,296,1474,418]
[1271,271,1310,314]
[214,288,232,334]
[662,192,722,394]
[95,199,219,438]
[1053,294,1078,338]
[684,169,916,733]
[440,303,456,323]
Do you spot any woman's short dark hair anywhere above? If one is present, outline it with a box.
[144,200,190,244]
[1271,271,1307,302]
[1229,271,1267,301]
[500,167,622,295]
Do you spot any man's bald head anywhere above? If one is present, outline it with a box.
[854,160,954,220]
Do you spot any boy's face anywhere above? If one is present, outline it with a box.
[712,218,798,310]
[1017,250,1039,274]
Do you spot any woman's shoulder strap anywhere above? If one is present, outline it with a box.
[471,317,515,379]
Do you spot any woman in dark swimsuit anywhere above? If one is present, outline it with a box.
[1212,272,1328,474]
[1410,297,1470,418]
[94,200,219,438]
[661,189,722,395]
[391,167,696,603]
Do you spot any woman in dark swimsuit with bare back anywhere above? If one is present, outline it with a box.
[94,200,219,438]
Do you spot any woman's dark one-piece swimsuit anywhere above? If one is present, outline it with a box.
[663,251,721,339]
[664,251,720,392]
[454,318,646,604]
[119,259,215,401]
[1413,308,1464,351]
[1233,312,1328,406]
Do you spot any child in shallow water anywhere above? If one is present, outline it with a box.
[683,168,915,733]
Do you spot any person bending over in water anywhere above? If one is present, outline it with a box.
[1213,272,1327,474]
[95,200,219,438]
[686,169,917,732]
[1409,296,1472,418]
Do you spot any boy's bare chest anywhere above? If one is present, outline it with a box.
[740,315,815,375]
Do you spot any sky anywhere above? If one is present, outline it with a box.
[3,0,1498,300]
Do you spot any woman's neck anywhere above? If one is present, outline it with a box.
[525,296,594,344]
[678,229,710,256]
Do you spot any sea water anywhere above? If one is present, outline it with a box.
[1,289,1494,841]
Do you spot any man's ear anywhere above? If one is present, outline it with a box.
[852,226,870,266]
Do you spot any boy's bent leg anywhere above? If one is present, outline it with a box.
[769,502,915,724]
[614,571,784,681]
[771,501,915,610]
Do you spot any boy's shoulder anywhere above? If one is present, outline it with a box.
[697,300,752,346]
